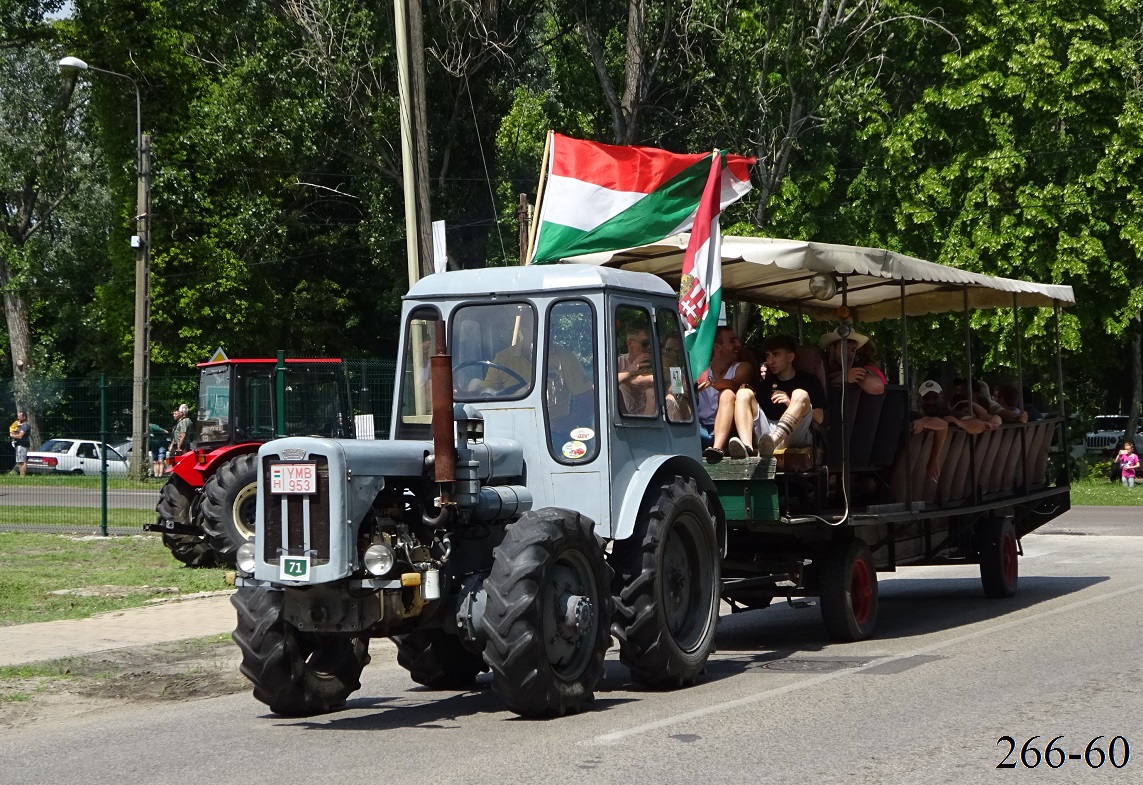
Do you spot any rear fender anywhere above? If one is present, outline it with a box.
[170,443,260,488]
[613,454,725,555]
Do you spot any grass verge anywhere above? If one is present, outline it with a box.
[1069,478,1143,506]
[0,507,153,528]
[0,532,231,626]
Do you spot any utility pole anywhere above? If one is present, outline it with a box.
[395,0,434,286]
[131,133,152,480]
[517,194,530,264]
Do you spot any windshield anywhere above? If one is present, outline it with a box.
[452,302,537,401]
[1094,416,1128,431]
[197,365,232,445]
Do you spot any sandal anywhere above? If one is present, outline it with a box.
[703,446,724,464]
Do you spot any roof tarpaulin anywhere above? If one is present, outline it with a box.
[562,234,1075,321]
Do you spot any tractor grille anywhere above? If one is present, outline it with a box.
[261,454,331,567]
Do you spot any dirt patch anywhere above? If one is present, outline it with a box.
[0,636,247,730]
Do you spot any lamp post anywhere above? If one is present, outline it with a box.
[59,56,152,481]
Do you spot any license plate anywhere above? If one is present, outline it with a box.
[270,463,317,494]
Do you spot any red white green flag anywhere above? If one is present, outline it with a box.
[529,133,753,264]
[679,153,727,380]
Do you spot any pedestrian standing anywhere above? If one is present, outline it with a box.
[9,410,30,477]
[1117,440,1139,488]
[168,408,191,465]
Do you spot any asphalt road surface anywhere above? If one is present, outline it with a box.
[0,484,159,510]
[3,506,1141,784]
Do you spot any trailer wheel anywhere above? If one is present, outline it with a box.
[394,629,488,689]
[482,508,613,717]
[979,517,1019,598]
[611,475,720,688]
[155,476,217,568]
[232,587,370,716]
[200,453,259,566]
[820,539,878,642]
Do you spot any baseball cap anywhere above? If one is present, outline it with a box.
[918,380,942,397]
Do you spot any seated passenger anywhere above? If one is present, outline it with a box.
[546,346,593,446]
[660,335,693,422]
[696,326,753,463]
[617,323,657,415]
[742,334,827,460]
[914,379,995,480]
[820,328,885,395]
[950,378,1002,429]
[988,382,1029,423]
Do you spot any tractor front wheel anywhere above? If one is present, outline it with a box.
[200,453,259,566]
[483,508,612,717]
[232,587,370,716]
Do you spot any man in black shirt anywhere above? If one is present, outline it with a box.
[750,335,826,457]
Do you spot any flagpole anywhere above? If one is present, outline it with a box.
[524,130,553,265]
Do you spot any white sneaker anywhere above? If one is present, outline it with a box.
[755,433,775,460]
[728,436,749,459]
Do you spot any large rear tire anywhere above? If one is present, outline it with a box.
[610,475,720,688]
[394,629,488,689]
[201,453,259,566]
[820,538,879,642]
[979,517,1019,598]
[483,508,613,717]
[232,587,370,716]
[155,476,216,568]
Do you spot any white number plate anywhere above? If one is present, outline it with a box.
[270,463,317,494]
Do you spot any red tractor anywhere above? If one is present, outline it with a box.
[148,355,355,567]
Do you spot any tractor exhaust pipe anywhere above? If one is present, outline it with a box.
[424,320,456,527]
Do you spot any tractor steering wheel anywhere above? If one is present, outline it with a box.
[454,360,529,396]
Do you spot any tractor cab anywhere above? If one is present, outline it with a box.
[194,357,354,450]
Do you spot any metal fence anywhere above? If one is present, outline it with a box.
[0,358,396,535]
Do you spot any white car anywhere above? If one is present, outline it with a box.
[25,439,129,476]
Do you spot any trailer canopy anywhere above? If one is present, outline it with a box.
[563,234,1075,321]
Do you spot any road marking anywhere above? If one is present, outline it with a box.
[590,580,1143,745]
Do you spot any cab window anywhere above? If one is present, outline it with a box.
[546,300,598,463]
[452,302,537,401]
[396,307,441,436]
[614,305,659,417]
[656,308,694,423]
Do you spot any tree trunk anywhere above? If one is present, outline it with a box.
[0,254,41,448]
[1130,310,1142,445]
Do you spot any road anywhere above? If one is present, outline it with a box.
[0,484,159,510]
[2,507,1141,784]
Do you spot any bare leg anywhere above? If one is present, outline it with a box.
[712,388,737,451]
[733,388,758,451]
[772,389,812,450]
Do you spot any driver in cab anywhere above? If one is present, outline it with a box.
[469,307,536,394]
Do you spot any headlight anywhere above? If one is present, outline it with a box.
[236,541,257,574]
[363,543,396,576]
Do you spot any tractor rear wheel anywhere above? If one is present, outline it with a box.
[394,629,487,689]
[610,475,720,688]
[201,453,259,566]
[483,508,612,717]
[232,587,370,716]
[155,476,216,568]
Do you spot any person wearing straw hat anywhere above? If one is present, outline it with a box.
[820,328,885,395]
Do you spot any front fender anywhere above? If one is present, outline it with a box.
[613,454,725,555]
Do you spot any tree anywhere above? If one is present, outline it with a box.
[0,33,100,445]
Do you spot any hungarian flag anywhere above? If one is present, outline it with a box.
[529,133,753,264]
[679,154,727,381]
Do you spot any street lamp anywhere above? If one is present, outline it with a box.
[59,56,152,481]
